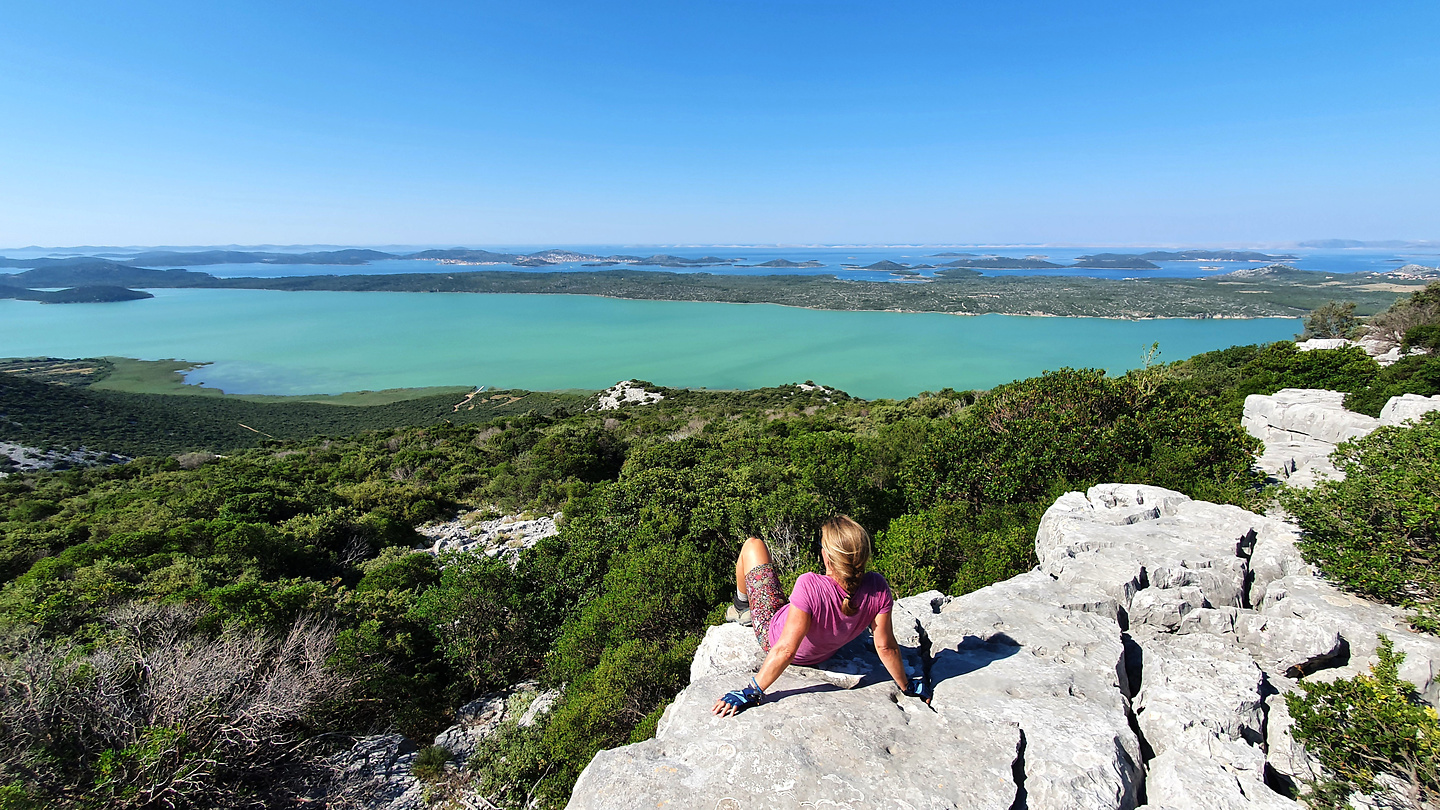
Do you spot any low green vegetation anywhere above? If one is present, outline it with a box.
[0,360,1265,808]
[1287,638,1440,808]
[1279,414,1440,607]
[1300,300,1361,340]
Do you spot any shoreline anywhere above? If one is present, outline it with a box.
[128,285,1312,323]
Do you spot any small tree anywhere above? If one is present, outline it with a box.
[1301,301,1360,340]
[1367,281,1440,346]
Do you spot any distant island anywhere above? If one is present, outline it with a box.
[941,256,1064,269]
[0,283,153,304]
[1072,254,1161,270]
[742,259,825,268]
[3,260,1424,319]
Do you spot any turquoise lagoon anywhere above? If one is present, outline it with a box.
[0,289,1301,400]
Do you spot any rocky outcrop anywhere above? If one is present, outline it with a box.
[567,483,1440,809]
[1242,388,1440,486]
[0,441,128,478]
[327,682,559,809]
[1295,336,1430,367]
[591,380,664,411]
[417,511,559,560]
[1380,393,1440,426]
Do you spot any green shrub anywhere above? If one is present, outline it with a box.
[1404,323,1440,353]
[873,504,1036,597]
[409,553,538,692]
[1287,637,1440,808]
[411,745,452,781]
[1342,354,1440,417]
[1366,280,1440,347]
[1280,413,1440,605]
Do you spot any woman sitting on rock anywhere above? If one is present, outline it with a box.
[712,515,925,716]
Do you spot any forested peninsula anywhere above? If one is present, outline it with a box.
[3,260,1426,319]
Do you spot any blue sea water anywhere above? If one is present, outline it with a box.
[0,289,1302,399]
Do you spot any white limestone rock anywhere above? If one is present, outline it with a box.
[1130,586,1207,631]
[1295,338,1354,352]
[690,622,766,682]
[591,380,664,411]
[1242,389,1381,483]
[1243,389,1379,447]
[1262,680,1315,789]
[1145,729,1301,809]
[926,571,1144,810]
[1131,629,1266,754]
[1036,484,1259,619]
[1247,518,1314,606]
[1379,394,1440,427]
[417,511,559,560]
[1177,607,1344,678]
[567,668,1022,809]
[1260,575,1440,701]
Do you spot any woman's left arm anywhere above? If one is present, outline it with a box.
[712,608,811,717]
[871,610,910,691]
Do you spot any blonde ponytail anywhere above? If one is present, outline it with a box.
[820,516,871,616]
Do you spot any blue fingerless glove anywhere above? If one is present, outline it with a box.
[903,679,931,703]
[720,678,765,713]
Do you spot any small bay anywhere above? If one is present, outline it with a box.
[0,289,1301,399]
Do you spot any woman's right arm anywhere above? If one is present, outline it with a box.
[712,608,811,717]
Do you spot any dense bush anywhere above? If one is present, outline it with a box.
[1342,354,1440,417]
[1287,637,1440,808]
[1280,413,1440,605]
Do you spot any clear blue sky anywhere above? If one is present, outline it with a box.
[2,1,1437,247]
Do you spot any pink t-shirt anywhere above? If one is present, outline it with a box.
[768,571,894,666]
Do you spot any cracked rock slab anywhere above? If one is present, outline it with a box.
[925,571,1143,810]
[1145,730,1301,809]
[1131,628,1266,755]
[567,670,1021,809]
[1261,575,1440,701]
[1177,607,1344,678]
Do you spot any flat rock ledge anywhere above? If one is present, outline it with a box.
[1242,388,1440,486]
[567,483,1440,810]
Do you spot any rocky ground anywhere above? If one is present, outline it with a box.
[327,682,562,810]
[590,380,664,411]
[0,441,128,478]
[416,512,560,561]
[567,475,1440,809]
[1295,336,1429,367]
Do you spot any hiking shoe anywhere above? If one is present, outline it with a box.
[725,604,753,627]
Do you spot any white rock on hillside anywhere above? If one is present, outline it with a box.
[567,483,1440,809]
[591,380,664,411]
[1379,393,1440,426]
[1295,335,1430,367]
[1243,388,1440,487]
[417,512,559,560]
[0,441,129,477]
